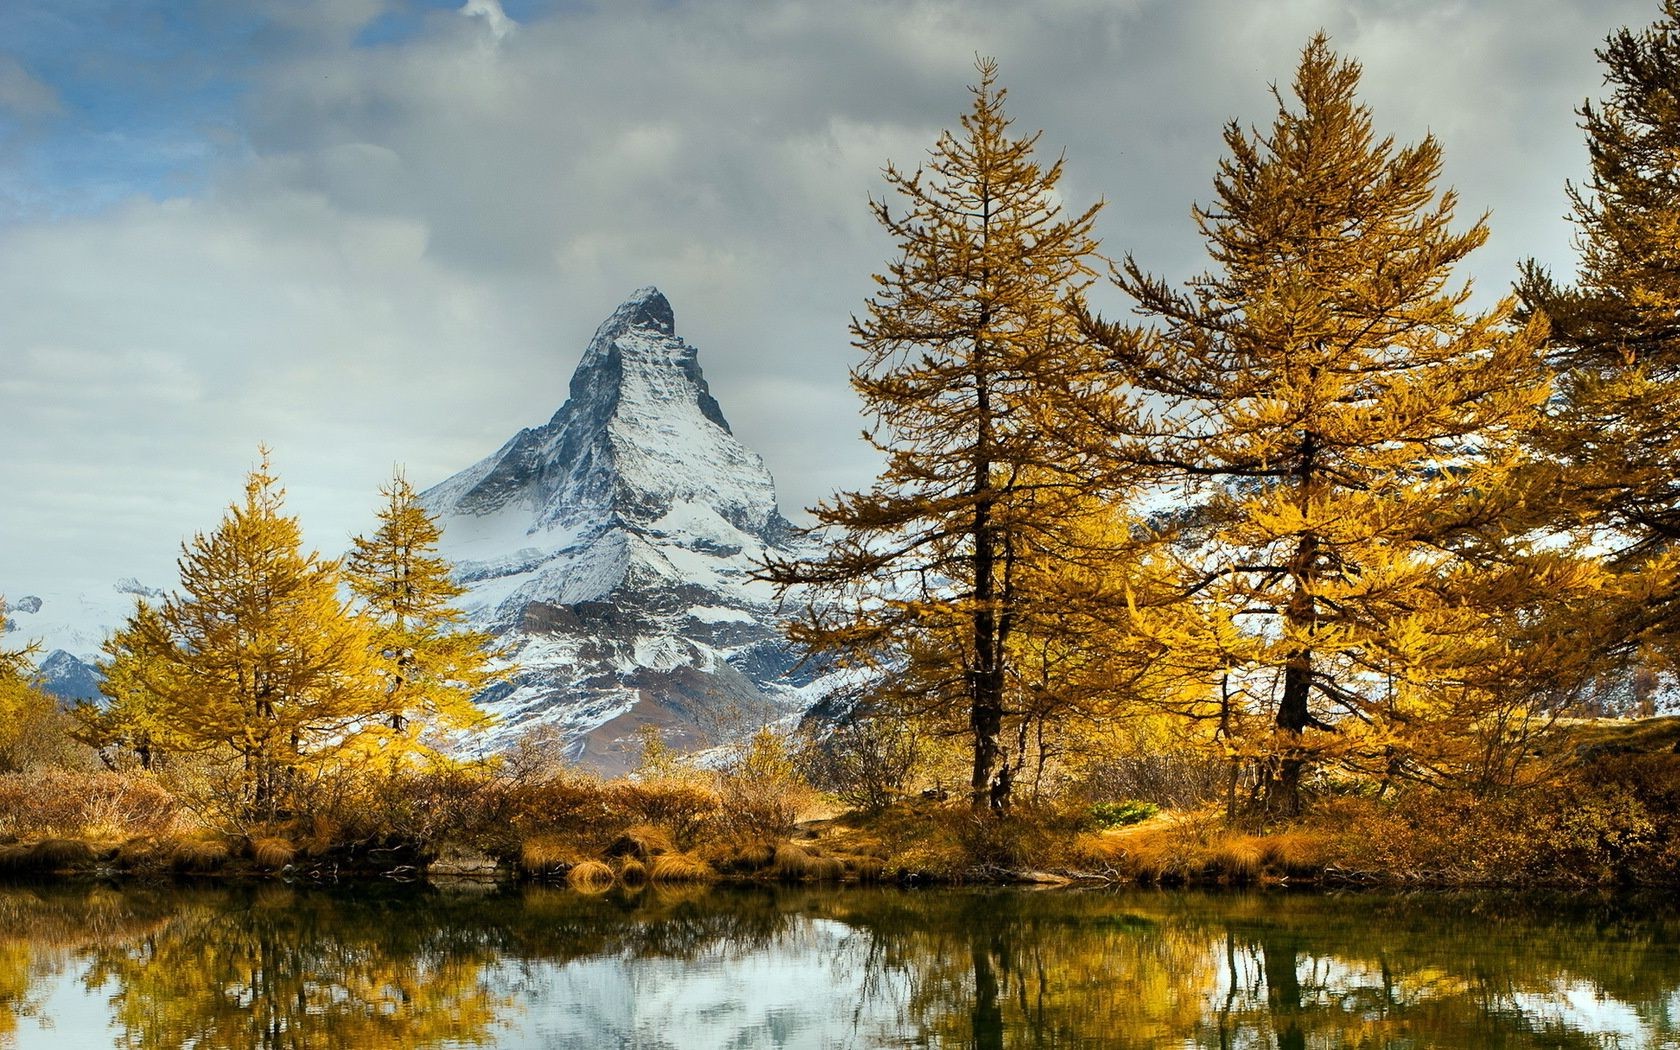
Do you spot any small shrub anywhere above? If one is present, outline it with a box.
[796,714,921,813]
[1088,800,1159,829]
[714,729,812,842]
[609,780,718,845]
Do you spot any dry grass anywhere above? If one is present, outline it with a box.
[698,839,776,874]
[167,835,231,872]
[519,836,577,876]
[16,839,100,872]
[606,825,674,863]
[566,859,616,891]
[649,852,716,883]
[0,770,181,840]
[1207,836,1265,883]
[769,841,846,882]
[248,836,296,869]
[1071,816,1336,885]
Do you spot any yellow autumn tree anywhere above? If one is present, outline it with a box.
[765,58,1119,811]
[79,600,186,770]
[105,451,383,823]
[1084,37,1581,813]
[344,469,498,761]
[0,597,60,774]
[1517,2,1680,675]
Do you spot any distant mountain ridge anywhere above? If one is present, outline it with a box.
[421,287,822,767]
[5,288,826,759]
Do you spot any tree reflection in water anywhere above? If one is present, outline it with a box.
[0,883,1675,1048]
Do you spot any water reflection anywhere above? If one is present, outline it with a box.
[0,881,1674,1048]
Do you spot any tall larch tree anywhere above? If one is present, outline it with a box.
[345,469,498,759]
[1085,37,1569,813]
[82,600,184,770]
[1518,2,1680,669]
[765,58,1115,811]
[106,451,382,823]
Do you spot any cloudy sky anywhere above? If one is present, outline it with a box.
[0,0,1658,601]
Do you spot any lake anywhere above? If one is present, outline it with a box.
[0,881,1674,1048]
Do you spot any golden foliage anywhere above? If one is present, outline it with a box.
[344,468,501,761]
[764,56,1121,812]
[97,451,387,825]
[1085,35,1576,812]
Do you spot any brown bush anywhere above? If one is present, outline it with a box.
[0,769,181,840]
[605,824,674,863]
[608,780,719,844]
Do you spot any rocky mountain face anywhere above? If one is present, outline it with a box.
[422,287,821,769]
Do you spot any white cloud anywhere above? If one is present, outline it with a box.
[0,0,1661,603]
[460,0,516,43]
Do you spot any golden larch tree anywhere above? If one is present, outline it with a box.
[106,451,383,822]
[1518,2,1680,670]
[766,59,1115,810]
[345,469,498,759]
[1085,37,1570,812]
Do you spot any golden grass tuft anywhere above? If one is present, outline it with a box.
[1207,835,1265,883]
[770,841,814,879]
[1259,829,1334,874]
[520,836,576,876]
[649,852,716,883]
[249,836,296,869]
[29,838,97,870]
[699,839,776,874]
[606,825,675,863]
[769,841,846,882]
[1116,826,1185,882]
[616,856,648,885]
[170,836,232,872]
[843,856,886,882]
[566,859,616,891]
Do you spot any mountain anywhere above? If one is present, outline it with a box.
[2,581,163,704]
[422,287,823,769]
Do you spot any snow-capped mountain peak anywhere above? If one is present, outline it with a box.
[421,287,815,767]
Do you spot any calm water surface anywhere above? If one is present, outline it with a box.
[0,880,1675,1048]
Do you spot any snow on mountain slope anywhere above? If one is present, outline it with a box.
[0,578,162,702]
[421,287,823,768]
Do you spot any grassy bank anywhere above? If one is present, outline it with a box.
[3,719,1677,889]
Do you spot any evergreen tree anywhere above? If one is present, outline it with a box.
[1518,2,1680,666]
[1085,37,1569,812]
[766,59,1116,811]
[345,469,497,758]
[106,451,382,822]
[82,600,182,770]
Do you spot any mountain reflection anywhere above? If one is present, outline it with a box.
[0,883,1675,1048]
